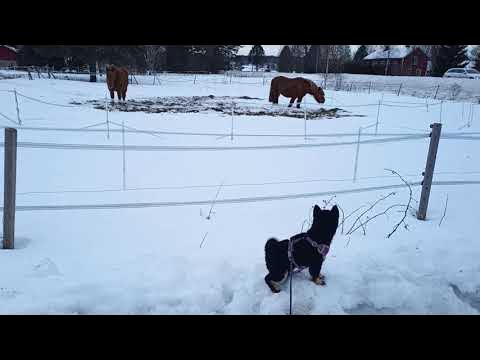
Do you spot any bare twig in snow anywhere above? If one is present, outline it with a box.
[301,206,314,232]
[206,180,225,220]
[301,219,308,233]
[338,205,366,230]
[385,169,413,238]
[439,194,449,227]
[345,236,352,248]
[346,192,396,235]
[348,204,414,235]
[359,217,367,235]
[199,232,209,248]
[322,196,336,209]
[336,204,345,234]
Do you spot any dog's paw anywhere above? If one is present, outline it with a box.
[312,277,326,286]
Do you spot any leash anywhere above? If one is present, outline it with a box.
[289,256,293,315]
[287,234,330,315]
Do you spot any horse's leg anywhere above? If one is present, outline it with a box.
[296,95,304,109]
[122,89,127,102]
[288,97,296,108]
[110,90,115,103]
[117,91,122,102]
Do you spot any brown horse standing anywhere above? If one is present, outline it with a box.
[106,65,129,102]
[269,76,325,108]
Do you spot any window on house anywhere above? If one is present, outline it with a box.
[413,56,418,66]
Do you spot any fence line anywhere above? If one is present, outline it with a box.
[0,111,18,125]
[11,170,480,197]
[4,180,480,212]
[0,129,480,147]
[1,125,435,138]
[0,135,428,152]
[15,91,78,108]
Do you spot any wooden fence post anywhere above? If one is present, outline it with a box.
[3,128,17,249]
[417,123,442,220]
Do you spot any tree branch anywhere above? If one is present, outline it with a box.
[385,169,413,238]
[338,205,366,230]
[348,204,412,235]
[346,192,396,235]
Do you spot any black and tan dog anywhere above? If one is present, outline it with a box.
[264,205,339,293]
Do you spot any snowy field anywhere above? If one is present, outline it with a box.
[3,68,480,102]
[0,75,480,314]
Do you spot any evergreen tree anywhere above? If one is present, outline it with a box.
[248,45,265,71]
[432,45,469,76]
[331,45,351,72]
[166,46,191,72]
[188,45,240,73]
[472,45,480,71]
[17,46,67,68]
[289,45,306,72]
[353,45,369,62]
[278,46,294,72]
[304,45,321,73]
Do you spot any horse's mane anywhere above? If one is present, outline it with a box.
[306,79,321,92]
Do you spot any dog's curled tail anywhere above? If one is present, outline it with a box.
[265,238,282,269]
[265,237,279,249]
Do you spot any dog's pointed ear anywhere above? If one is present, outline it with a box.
[313,204,321,218]
[331,205,339,218]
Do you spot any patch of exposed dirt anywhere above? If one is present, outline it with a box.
[77,95,364,119]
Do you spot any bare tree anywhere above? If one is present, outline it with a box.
[143,45,166,73]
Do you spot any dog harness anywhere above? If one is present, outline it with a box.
[288,233,330,273]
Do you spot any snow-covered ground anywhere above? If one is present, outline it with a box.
[3,68,480,102]
[0,75,479,314]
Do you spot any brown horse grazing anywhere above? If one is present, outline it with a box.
[106,65,129,102]
[269,76,325,108]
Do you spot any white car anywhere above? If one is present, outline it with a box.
[443,68,480,79]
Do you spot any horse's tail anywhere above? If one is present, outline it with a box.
[269,79,277,103]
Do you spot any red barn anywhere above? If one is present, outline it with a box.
[0,45,18,66]
[363,46,429,76]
